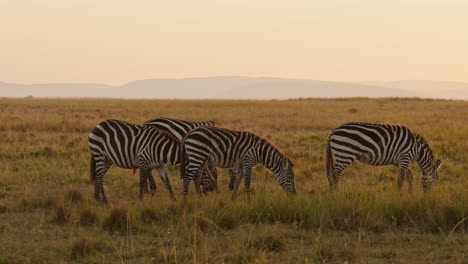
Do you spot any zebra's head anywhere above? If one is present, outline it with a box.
[422,159,441,192]
[415,135,441,191]
[278,156,296,195]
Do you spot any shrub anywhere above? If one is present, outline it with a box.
[20,195,56,209]
[0,204,7,214]
[54,203,69,225]
[249,235,284,252]
[216,212,238,230]
[103,206,132,232]
[66,188,82,203]
[317,241,337,262]
[247,224,286,252]
[139,207,160,224]
[70,238,98,259]
[80,208,97,226]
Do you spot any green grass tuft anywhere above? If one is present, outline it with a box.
[54,203,69,225]
[0,204,7,214]
[79,207,98,226]
[70,237,104,259]
[66,188,83,203]
[103,206,132,232]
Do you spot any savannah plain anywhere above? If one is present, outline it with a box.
[0,98,466,263]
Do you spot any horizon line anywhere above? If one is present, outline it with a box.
[2,76,468,87]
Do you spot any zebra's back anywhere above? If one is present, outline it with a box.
[143,117,214,141]
[329,122,415,166]
[88,120,148,169]
[182,126,255,168]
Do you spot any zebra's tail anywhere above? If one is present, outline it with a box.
[179,142,186,180]
[90,155,96,184]
[326,137,334,181]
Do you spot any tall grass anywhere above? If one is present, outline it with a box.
[0,98,466,263]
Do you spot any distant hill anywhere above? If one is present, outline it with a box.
[217,78,417,99]
[1,77,467,100]
[363,80,468,100]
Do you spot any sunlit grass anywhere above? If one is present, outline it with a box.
[0,98,466,262]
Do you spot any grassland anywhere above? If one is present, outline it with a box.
[0,98,466,263]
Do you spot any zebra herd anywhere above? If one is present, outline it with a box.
[87,118,441,203]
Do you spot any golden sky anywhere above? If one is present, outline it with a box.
[1,0,467,85]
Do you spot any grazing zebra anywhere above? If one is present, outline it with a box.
[326,122,441,192]
[180,126,296,199]
[143,117,219,192]
[88,119,180,203]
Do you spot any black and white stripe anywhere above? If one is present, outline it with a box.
[326,122,441,192]
[88,119,180,202]
[143,117,214,141]
[180,126,296,199]
[143,117,219,192]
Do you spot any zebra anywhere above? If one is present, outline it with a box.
[143,117,219,192]
[325,122,441,192]
[88,119,181,203]
[144,117,240,192]
[179,126,296,199]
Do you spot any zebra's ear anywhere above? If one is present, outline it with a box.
[435,159,441,170]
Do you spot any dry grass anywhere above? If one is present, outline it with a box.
[0,98,467,263]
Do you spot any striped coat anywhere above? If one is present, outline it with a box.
[88,119,180,202]
[326,122,441,192]
[180,126,296,199]
[143,117,218,192]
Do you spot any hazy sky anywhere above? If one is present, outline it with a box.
[1,0,467,85]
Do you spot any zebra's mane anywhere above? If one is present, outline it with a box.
[250,131,294,166]
[414,133,434,156]
[146,126,180,143]
[144,117,214,126]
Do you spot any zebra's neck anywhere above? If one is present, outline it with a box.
[255,138,284,174]
[146,129,181,166]
[414,137,435,174]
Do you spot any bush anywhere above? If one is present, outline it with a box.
[0,204,7,214]
[66,188,82,203]
[70,238,98,259]
[249,235,284,252]
[139,207,160,224]
[247,223,286,252]
[103,206,132,232]
[54,203,69,225]
[80,208,97,226]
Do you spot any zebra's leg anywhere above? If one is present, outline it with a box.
[200,170,208,194]
[147,170,157,196]
[182,174,191,198]
[231,166,243,201]
[332,160,354,191]
[193,173,203,196]
[194,160,210,195]
[94,158,111,203]
[242,163,254,201]
[183,165,201,197]
[407,169,413,194]
[228,168,236,191]
[156,165,176,202]
[199,168,213,193]
[397,156,410,192]
[202,161,218,193]
[327,165,336,191]
[207,161,219,192]
[232,162,251,200]
[138,162,150,201]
